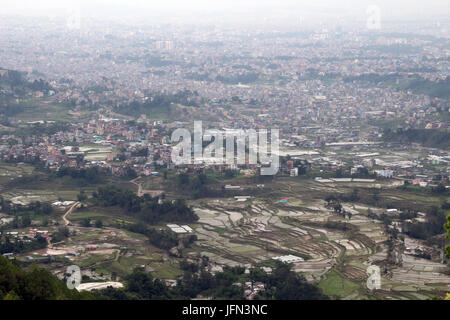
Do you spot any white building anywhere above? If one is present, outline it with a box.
[273,254,304,263]
[376,170,394,178]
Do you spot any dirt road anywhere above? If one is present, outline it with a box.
[46,201,80,249]
[62,201,80,226]
[130,177,143,196]
[130,177,164,197]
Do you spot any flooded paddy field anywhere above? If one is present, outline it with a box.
[188,190,449,299]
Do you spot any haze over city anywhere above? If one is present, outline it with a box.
[2,0,450,21]
[0,0,449,306]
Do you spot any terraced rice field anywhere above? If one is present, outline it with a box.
[188,197,449,299]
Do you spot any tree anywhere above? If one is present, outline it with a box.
[0,255,95,300]
[21,215,31,227]
[249,267,267,284]
[126,268,170,299]
[75,154,84,165]
[93,185,198,224]
[51,227,70,243]
[80,218,91,227]
[77,190,87,202]
[333,203,343,214]
[125,167,137,179]
[325,195,337,204]
[261,262,328,300]
[42,217,49,227]
[95,219,103,228]
[177,173,189,186]
[60,227,70,237]
[372,190,380,204]
[3,290,21,300]
[224,169,235,179]
[349,189,359,201]
[432,184,447,194]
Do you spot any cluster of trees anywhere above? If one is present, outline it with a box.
[324,195,352,219]
[125,223,196,251]
[92,185,199,224]
[56,166,108,184]
[398,210,419,220]
[0,255,93,300]
[0,102,24,117]
[321,221,356,232]
[351,167,376,179]
[15,122,69,140]
[383,128,450,149]
[124,166,138,179]
[329,186,446,213]
[400,75,450,99]
[0,257,329,300]
[344,71,450,99]
[175,171,255,200]
[431,184,448,195]
[96,267,172,300]
[0,70,53,120]
[248,263,328,300]
[291,159,311,175]
[0,69,53,93]
[223,169,237,179]
[97,262,328,300]
[185,72,212,81]
[177,172,211,199]
[8,215,32,229]
[2,155,45,169]
[27,79,53,92]
[343,72,403,84]
[0,115,11,127]
[0,254,329,300]
[144,55,176,68]
[364,44,422,54]
[404,206,448,240]
[313,167,373,180]
[174,265,245,299]
[130,148,148,157]
[113,90,199,117]
[216,73,259,85]
[0,236,47,255]
[327,190,448,241]
[50,227,70,243]
[0,197,53,216]
[296,69,340,81]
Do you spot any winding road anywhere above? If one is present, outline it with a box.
[46,201,80,249]
[62,201,80,226]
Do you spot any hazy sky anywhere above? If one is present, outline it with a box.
[1,0,449,22]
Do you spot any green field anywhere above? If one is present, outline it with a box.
[12,97,92,122]
[317,270,362,298]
